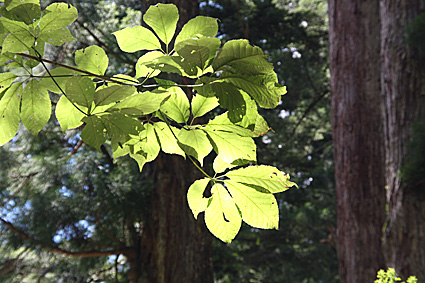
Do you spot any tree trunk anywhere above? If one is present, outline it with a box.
[381,1,425,280]
[328,1,387,282]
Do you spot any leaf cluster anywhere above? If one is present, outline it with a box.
[0,1,296,242]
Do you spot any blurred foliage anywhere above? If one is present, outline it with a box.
[406,13,425,60]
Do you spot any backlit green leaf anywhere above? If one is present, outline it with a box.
[175,37,220,72]
[5,0,39,11]
[20,80,51,135]
[113,26,161,53]
[106,90,170,115]
[213,155,237,174]
[135,51,163,78]
[204,129,256,164]
[177,128,212,166]
[212,39,273,75]
[191,94,219,119]
[154,122,185,157]
[75,45,108,76]
[175,16,218,44]
[39,27,75,46]
[143,3,178,45]
[38,3,77,32]
[226,165,297,193]
[94,85,136,106]
[55,95,87,132]
[0,82,21,145]
[102,113,142,151]
[160,86,190,123]
[204,182,241,243]
[65,76,95,108]
[187,178,210,219]
[0,72,16,91]
[39,67,77,93]
[81,115,107,150]
[224,180,278,229]
[7,3,41,25]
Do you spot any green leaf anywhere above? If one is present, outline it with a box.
[204,129,256,164]
[102,113,142,151]
[65,76,95,108]
[206,114,256,137]
[0,72,16,91]
[175,16,218,44]
[187,178,210,219]
[212,39,273,75]
[106,89,170,115]
[0,82,21,145]
[191,94,219,119]
[81,115,107,150]
[224,180,279,229]
[213,155,237,174]
[39,27,75,46]
[20,80,51,135]
[160,86,190,123]
[135,51,163,79]
[55,95,87,132]
[177,128,212,166]
[226,165,297,193]
[154,122,185,157]
[94,85,136,106]
[204,182,241,243]
[113,26,161,53]
[39,67,77,93]
[4,0,39,10]
[143,3,178,45]
[222,71,286,108]
[0,18,35,53]
[143,123,160,161]
[75,45,109,76]
[38,3,77,32]
[6,3,41,25]
[24,39,44,68]
[175,37,220,72]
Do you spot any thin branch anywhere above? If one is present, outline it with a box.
[0,217,129,258]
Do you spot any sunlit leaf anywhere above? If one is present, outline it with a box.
[20,80,51,135]
[55,95,87,132]
[187,178,210,219]
[143,3,178,45]
[39,27,75,46]
[94,85,136,106]
[154,122,185,157]
[135,51,163,78]
[160,86,190,123]
[39,67,77,93]
[175,37,220,72]
[65,76,95,108]
[106,89,170,115]
[38,3,77,32]
[0,72,16,90]
[226,165,297,193]
[177,128,212,166]
[204,182,241,243]
[175,16,218,44]
[6,3,41,25]
[224,180,278,229]
[75,45,108,76]
[113,26,161,52]
[81,115,107,150]
[191,94,219,119]
[0,82,21,145]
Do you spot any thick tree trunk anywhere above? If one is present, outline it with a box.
[126,1,214,282]
[381,1,425,280]
[328,1,387,282]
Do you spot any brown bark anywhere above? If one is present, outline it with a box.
[328,1,386,282]
[381,1,425,280]
[126,1,214,282]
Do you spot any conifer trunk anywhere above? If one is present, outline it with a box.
[328,1,386,282]
[380,1,425,280]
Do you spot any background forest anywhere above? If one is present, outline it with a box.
[0,0,423,282]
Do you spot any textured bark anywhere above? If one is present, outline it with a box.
[381,1,425,280]
[328,1,386,282]
[126,1,214,282]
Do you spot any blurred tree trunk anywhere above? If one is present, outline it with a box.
[328,1,386,282]
[126,1,214,282]
[381,1,425,281]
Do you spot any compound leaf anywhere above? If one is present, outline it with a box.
[175,16,218,44]
[81,115,106,150]
[135,51,163,78]
[55,95,87,132]
[65,76,95,108]
[177,128,212,166]
[38,3,77,32]
[94,85,136,106]
[191,94,218,119]
[160,86,190,123]
[154,122,185,157]
[0,72,16,91]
